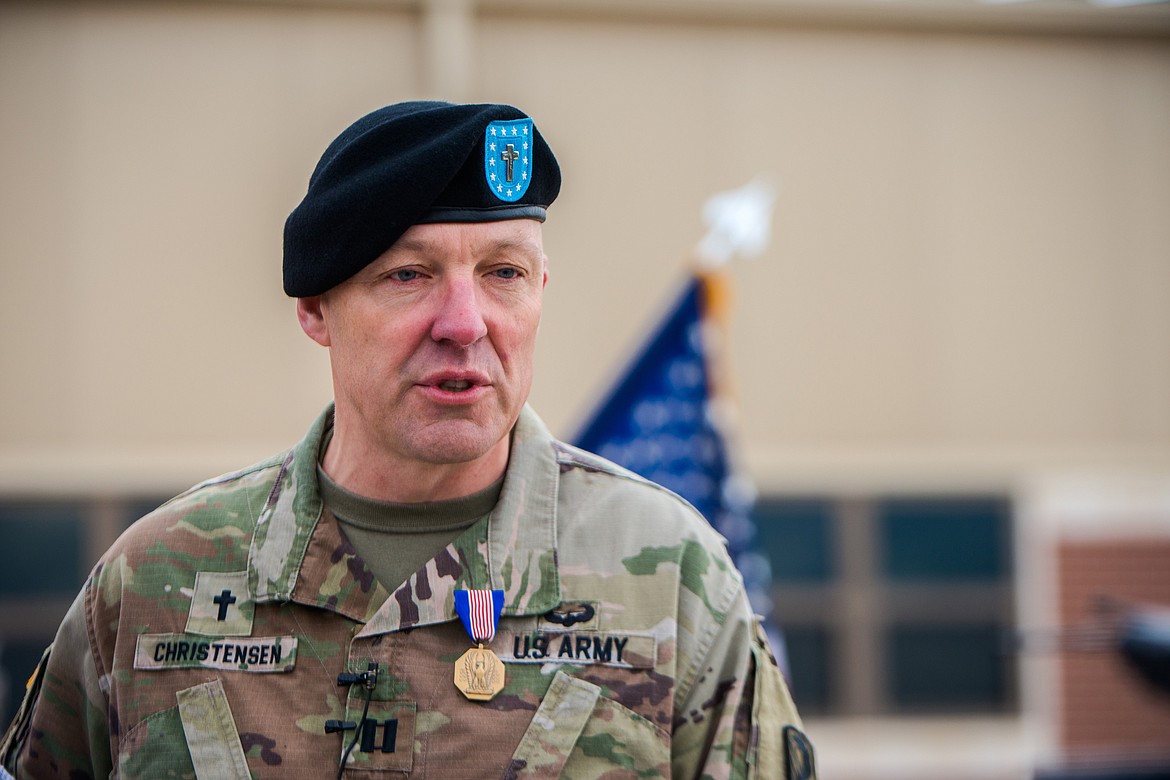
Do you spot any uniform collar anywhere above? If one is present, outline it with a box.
[247,404,562,635]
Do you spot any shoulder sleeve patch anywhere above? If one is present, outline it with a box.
[784,725,817,780]
[0,643,51,771]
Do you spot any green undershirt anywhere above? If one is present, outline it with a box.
[316,447,502,593]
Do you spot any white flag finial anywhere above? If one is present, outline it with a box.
[695,177,777,268]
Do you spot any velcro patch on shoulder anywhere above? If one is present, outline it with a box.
[134,634,297,673]
[186,571,254,637]
[496,631,655,669]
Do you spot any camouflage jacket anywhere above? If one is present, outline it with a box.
[2,405,809,779]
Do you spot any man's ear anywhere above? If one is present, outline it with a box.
[296,296,331,347]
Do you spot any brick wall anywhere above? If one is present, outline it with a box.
[1058,540,1170,758]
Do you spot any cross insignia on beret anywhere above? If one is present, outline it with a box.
[484,119,534,203]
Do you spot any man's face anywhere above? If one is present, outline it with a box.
[301,219,547,468]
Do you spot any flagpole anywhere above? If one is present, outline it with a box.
[572,177,788,674]
[689,179,789,672]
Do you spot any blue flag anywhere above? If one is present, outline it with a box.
[574,273,783,667]
[575,276,729,518]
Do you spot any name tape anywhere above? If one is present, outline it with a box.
[134,633,297,673]
[497,631,655,669]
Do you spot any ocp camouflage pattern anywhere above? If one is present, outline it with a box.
[2,406,808,778]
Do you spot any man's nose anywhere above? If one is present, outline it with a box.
[430,278,488,347]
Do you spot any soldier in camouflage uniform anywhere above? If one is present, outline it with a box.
[1,102,813,779]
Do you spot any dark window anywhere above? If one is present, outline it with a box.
[887,623,1010,712]
[759,494,1016,716]
[0,496,172,728]
[781,625,833,715]
[0,503,86,596]
[754,498,834,583]
[879,497,1010,582]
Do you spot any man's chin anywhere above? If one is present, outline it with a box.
[403,419,508,466]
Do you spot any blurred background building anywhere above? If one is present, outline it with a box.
[1,1,1169,777]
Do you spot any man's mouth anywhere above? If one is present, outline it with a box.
[440,379,474,392]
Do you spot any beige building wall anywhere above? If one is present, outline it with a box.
[2,2,1170,778]
[2,1,1168,497]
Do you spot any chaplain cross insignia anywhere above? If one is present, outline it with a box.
[501,144,520,182]
[213,589,237,621]
[187,570,253,636]
[483,119,533,202]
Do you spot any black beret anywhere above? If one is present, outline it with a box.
[283,101,561,297]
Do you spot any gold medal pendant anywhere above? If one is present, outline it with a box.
[454,589,507,701]
[455,643,505,701]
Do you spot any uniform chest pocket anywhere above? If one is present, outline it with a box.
[115,680,251,780]
[504,671,670,779]
[115,706,194,780]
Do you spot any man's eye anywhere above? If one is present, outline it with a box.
[389,269,420,282]
[493,267,520,280]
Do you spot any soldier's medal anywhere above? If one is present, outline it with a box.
[455,644,505,701]
[453,589,506,701]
